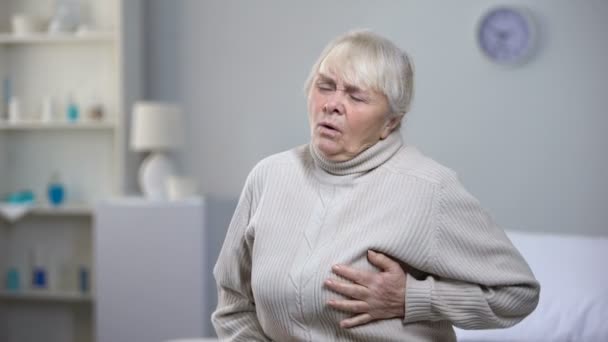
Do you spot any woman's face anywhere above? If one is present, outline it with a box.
[308,71,399,162]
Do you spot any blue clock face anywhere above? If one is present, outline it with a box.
[478,7,533,64]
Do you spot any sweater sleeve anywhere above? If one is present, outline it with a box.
[403,171,540,329]
[211,168,270,341]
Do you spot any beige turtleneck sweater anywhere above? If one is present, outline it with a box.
[212,131,540,341]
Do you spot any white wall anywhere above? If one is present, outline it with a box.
[120,0,145,195]
[145,0,608,235]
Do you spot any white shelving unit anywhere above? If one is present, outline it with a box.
[0,204,92,219]
[0,290,93,303]
[0,32,116,44]
[0,1,138,342]
[0,121,115,130]
[30,204,92,216]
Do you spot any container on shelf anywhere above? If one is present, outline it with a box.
[47,172,66,206]
[41,96,54,122]
[11,14,43,36]
[5,267,21,291]
[66,95,79,122]
[8,96,20,123]
[30,248,48,290]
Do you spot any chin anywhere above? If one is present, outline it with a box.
[314,140,341,159]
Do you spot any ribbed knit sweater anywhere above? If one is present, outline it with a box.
[212,131,540,341]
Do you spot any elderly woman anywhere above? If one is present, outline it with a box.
[212,30,539,341]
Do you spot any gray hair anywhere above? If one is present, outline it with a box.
[304,29,415,118]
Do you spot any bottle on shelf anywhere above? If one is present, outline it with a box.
[41,96,54,123]
[47,172,66,207]
[58,259,76,293]
[66,94,79,122]
[78,264,89,293]
[87,95,105,121]
[8,96,20,123]
[5,266,21,292]
[1,77,10,121]
[48,0,81,34]
[30,247,48,290]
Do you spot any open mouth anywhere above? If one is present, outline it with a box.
[318,122,341,133]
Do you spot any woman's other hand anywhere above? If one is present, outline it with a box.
[325,250,407,328]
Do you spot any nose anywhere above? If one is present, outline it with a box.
[323,91,346,115]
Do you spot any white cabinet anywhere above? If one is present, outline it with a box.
[0,1,141,341]
[94,197,235,342]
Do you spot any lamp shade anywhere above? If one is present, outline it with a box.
[130,101,183,151]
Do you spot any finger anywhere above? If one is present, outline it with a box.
[367,250,402,272]
[325,279,368,300]
[340,313,373,329]
[327,299,369,313]
[332,264,372,285]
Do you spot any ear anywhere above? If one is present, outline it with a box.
[380,116,401,139]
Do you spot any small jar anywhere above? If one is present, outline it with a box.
[88,103,104,121]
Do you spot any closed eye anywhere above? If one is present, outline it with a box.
[316,82,334,92]
[350,94,369,103]
[350,95,364,102]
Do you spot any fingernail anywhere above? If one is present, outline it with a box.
[325,279,332,285]
[333,265,341,270]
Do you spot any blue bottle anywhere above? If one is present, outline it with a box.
[32,267,47,289]
[47,173,65,206]
[6,267,20,291]
[66,95,79,122]
[30,249,47,290]
[78,265,89,293]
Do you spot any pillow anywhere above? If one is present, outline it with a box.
[455,230,608,341]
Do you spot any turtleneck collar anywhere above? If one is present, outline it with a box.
[310,130,403,176]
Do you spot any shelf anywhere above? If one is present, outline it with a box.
[0,290,93,303]
[0,32,116,44]
[0,204,92,222]
[31,205,92,217]
[0,121,115,131]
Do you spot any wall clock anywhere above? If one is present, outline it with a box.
[477,6,536,65]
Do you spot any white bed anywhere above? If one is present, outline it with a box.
[455,230,608,342]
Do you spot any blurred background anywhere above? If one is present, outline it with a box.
[0,0,606,341]
[147,0,608,235]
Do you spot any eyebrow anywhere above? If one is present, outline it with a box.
[317,73,365,93]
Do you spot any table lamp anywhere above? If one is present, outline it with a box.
[130,101,183,200]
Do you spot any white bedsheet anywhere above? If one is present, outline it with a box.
[455,230,608,341]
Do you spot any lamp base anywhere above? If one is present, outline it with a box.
[139,152,175,200]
